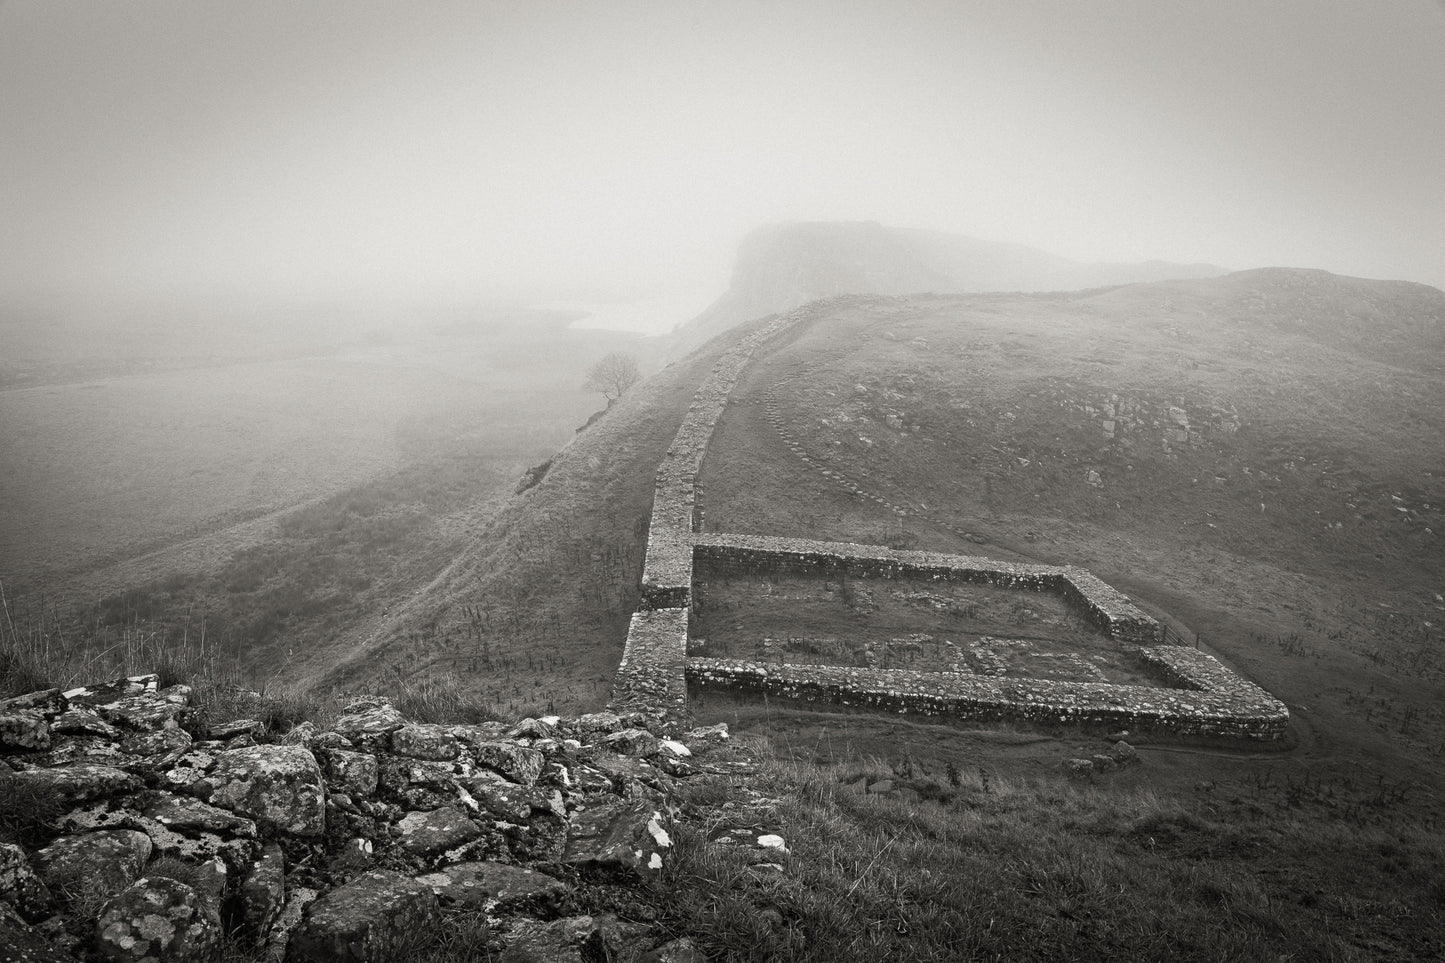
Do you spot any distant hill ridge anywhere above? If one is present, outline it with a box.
[671,220,1227,352]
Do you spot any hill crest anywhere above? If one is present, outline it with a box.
[670,220,1227,352]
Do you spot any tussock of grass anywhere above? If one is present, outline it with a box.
[383,674,506,725]
[0,772,66,847]
[140,856,212,891]
[180,678,329,741]
[1,583,249,700]
[393,907,492,963]
[0,649,56,699]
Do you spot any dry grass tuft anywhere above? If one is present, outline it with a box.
[0,772,66,847]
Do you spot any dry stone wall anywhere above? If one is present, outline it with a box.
[609,608,690,723]
[0,674,748,962]
[611,296,1288,741]
[687,647,1289,741]
[638,307,822,610]
[618,303,835,713]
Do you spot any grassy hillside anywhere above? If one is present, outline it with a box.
[666,273,1445,958]
[688,273,1443,802]
[307,324,768,713]
[0,318,643,702]
[5,270,1443,959]
[652,737,1444,961]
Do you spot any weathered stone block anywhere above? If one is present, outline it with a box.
[471,742,544,787]
[416,860,569,910]
[499,916,597,963]
[206,745,326,837]
[601,729,659,758]
[563,799,672,880]
[0,708,51,751]
[5,763,141,805]
[573,712,623,735]
[120,726,192,762]
[51,708,121,740]
[142,793,258,838]
[0,842,54,921]
[34,830,152,902]
[0,687,64,715]
[319,747,380,796]
[207,718,264,741]
[391,724,461,761]
[0,909,79,962]
[95,876,221,963]
[236,843,285,945]
[286,870,439,963]
[331,703,405,748]
[396,805,483,858]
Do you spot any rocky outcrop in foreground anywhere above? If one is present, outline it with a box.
[1,675,737,962]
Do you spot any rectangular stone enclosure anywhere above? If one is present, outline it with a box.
[621,535,1288,740]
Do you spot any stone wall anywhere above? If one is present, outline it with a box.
[637,311,811,609]
[1055,569,1163,645]
[609,608,690,722]
[686,646,1289,740]
[0,673,743,962]
[622,305,826,708]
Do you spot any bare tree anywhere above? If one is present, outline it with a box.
[583,352,640,405]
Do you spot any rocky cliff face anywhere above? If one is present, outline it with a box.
[670,221,1225,353]
[0,674,743,962]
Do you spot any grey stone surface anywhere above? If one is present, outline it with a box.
[236,843,285,945]
[416,860,569,909]
[0,908,81,962]
[286,870,440,963]
[0,843,54,922]
[563,799,672,880]
[33,830,151,902]
[206,745,326,837]
[396,806,483,858]
[0,709,51,751]
[498,916,597,963]
[331,703,405,747]
[471,742,544,787]
[317,747,379,796]
[95,876,221,963]
[142,794,257,838]
[4,764,140,805]
[390,724,461,761]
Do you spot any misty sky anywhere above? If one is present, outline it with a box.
[2,0,1443,320]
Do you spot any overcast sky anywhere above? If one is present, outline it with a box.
[2,0,1443,318]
